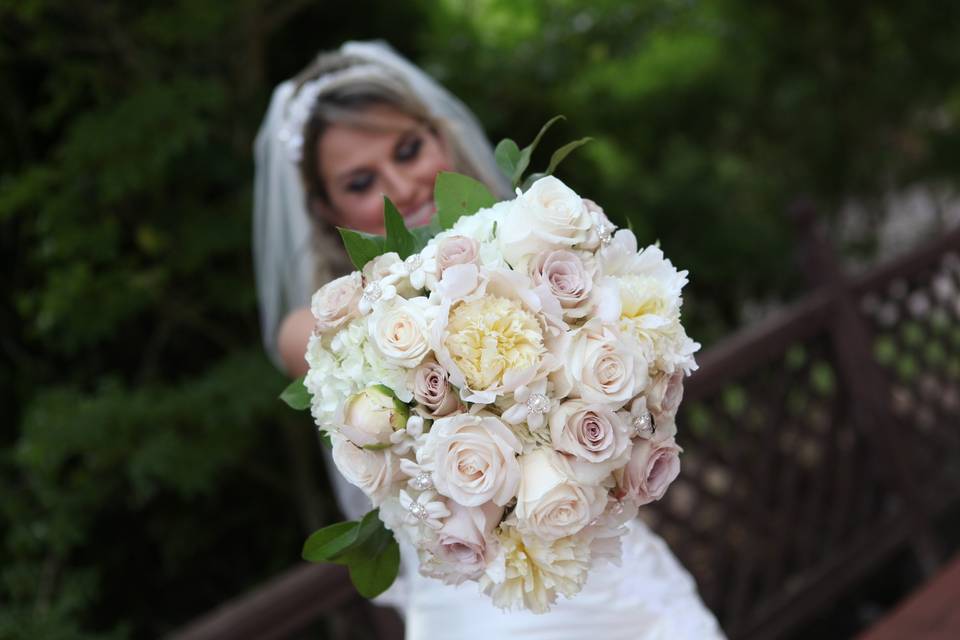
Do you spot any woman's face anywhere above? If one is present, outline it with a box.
[316,105,453,234]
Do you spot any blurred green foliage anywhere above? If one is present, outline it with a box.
[2,0,959,637]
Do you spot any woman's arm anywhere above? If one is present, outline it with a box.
[277,306,314,378]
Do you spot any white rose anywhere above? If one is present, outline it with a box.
[497,176,592,267]
[421,501,503,585]
[549,400,632,470]
[369,297,433,368]
[330,435,400,505]
[552,321,647,409]
[616,436,682,505]
[420,414,522,507]
[514,448,607,540]
[336,386,409,448]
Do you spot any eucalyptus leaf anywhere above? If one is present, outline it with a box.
[279,376,310,411]
[302,521,359,562]
[435,172,496,229]
[513,115,565,186]
[546,137,594,176]
[337,227,386,270]
[494,138,521,183]
[382,197,416,259]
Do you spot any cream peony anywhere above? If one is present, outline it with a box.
[480,520,591,614]
[310,272,362,335]
[514,448,608,540]
[497,176,593,267]
[420,414,522,507]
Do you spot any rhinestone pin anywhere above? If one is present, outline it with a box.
[411,472,433,491]
[405,254,423,270]
[362,281,382,303]
[526,393,550,415]
[596,222,613,246]
[408,501,428,521]
[632,412,655,438]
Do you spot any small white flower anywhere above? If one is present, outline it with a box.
[399,489,450,530]
[390,415,427,455]
[501,381,556,431]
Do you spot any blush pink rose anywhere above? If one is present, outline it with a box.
[311,272,362,334]
[436,235,480,276]
[412,360,463,418]
[529,249,595,319]
[616,436,682,505]
[646,371,685,433]
[424,501,503,585]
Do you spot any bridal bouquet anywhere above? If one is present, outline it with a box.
[282,125,699,613]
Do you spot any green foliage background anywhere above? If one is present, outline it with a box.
[2,0,959,637]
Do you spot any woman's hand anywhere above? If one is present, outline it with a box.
[278,306,314,378]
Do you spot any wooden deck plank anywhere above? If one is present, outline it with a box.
[858,554,960,640]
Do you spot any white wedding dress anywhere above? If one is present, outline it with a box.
[326,450,726,640]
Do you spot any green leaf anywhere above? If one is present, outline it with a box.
[546,137,594,176]
[494,138,521,183]
[435,172,497,229]
[338,227,386,270]
[279,376,310,411]
[320,431,332,449]
[411,221,441,254]
[302,521,360,562]
[382,197,417,259]
[514,115,565,186]
[347,534,400,598]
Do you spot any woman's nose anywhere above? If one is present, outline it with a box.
[380,165,419,210]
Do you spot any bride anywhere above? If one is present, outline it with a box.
[253,40,724,639]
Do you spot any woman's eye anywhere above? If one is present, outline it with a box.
[395,136,422,162]
[346,173,374,193]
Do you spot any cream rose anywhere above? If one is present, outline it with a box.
[497,176,593,267]
[528,249,595,319]
[369,297,432,368]
[420,414,522,507]
[412,360,462,418]
[310,272,362,334]
[552,321,647,409]
[330,435,400,504]
[616,436,682,505]
[337,386,409,448]
[549,400,632,469]
[514,448,607,540]
[422,501,503,585]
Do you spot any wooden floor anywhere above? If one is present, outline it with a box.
[858,553,960,640]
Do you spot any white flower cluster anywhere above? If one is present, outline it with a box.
[304,176,699,613]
